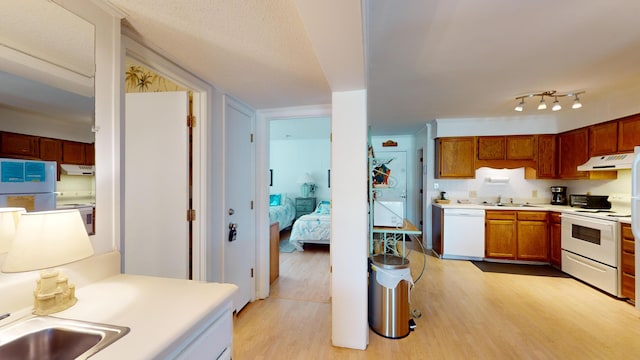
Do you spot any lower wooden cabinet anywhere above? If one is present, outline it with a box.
[485,210,549,262]
[621,223,635,302]
[516,211,548,261]
[549,212,562,267]
[485,211,517,259]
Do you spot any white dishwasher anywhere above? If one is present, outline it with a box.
[442,208,485,260]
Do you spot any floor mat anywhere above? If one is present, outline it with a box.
[471,261,569,277]
[279,239,296,253]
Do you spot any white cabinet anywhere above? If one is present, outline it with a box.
[172,305,233,359]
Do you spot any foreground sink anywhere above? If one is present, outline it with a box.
[0,316,129,360]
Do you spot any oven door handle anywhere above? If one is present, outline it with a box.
[560,213,618,227]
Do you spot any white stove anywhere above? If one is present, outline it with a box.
[560,193,630,297]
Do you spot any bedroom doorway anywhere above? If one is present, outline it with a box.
[268,115,331,302]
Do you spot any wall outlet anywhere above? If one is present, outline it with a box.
[469,190,477,198]
[433,183,439,190]
[532,190,537,198]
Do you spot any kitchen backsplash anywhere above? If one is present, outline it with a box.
[434,167,632,204]
[56,174,96,204]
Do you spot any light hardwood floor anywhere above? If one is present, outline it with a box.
[234,242,640,359]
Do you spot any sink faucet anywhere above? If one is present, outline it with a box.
[497,195,502,205]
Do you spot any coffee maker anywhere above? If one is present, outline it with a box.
[550,186,567,205]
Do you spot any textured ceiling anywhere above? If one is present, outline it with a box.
[112,0,331,109]
[4,1,640,136]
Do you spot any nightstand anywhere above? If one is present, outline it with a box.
[295,197,316,219]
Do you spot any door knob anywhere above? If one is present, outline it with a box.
[228,208,235,215]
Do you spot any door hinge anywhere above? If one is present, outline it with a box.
[187,115,196,128]
[187,209,196,221]
[251,268,254,278]
[250,200,254,210]
[250,133,254,143]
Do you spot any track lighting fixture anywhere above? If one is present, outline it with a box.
[514,90,585,112]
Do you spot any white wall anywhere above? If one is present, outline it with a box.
[0,107,94,143]
[331,89,368,350]
[270,138,330,202]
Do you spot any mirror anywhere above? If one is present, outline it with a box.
[0,1,96,248]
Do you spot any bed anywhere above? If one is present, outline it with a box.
[269,194,296,231]
[289,201,331,251]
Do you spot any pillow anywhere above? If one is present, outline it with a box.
[269,194,282,206]
[316,200,330,214]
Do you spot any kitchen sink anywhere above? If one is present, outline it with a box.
[483,202,540,208]
[0,315,129,360]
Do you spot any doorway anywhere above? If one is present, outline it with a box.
[268,115,331,302]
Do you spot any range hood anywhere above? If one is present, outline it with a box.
[60,164,95,176]
[577,153,634,171]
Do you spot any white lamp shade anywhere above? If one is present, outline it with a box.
[0,207,25,254]
[296,172,315,184]
[2,209,94,273]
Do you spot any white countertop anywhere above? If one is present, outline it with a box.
[43,274,236,359]
[433,202,635,223]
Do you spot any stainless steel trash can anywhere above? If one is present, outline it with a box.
[368,254,410,339]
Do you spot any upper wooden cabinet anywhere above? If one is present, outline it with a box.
[0,132,40,159]
[477,135,536,161]
[589,121,618,156]
[476,135,537,172]
[435,137,475,178]
[85,143,95,165]
[39,138,63,163]
[536,134,557,179]
[477,136,505,160]
[618,114,640,152]
[62,141,87,165]
[506,135,537,160]
[558,128,589,179]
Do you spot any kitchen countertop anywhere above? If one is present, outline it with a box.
[3,274,237,359]
[432,202,571,211]
[433,202,633,223]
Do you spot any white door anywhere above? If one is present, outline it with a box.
[224,99,255,311]
[124,92,189,279]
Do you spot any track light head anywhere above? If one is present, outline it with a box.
[572,94,582,109]
[552,97,561,111]
[537,96,547,110]
[514,98,524,112]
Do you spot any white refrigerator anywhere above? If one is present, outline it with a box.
[633,146,640,311]
[0,158,56,211]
